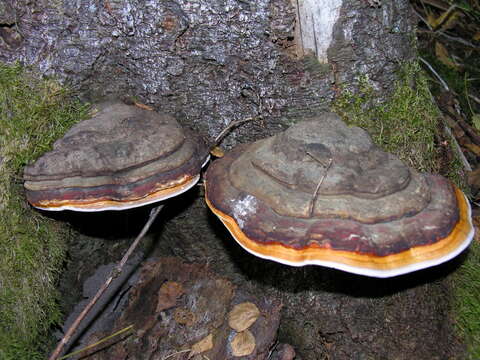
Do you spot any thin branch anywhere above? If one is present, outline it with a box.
[437,31,480,49]
[162,349,191,360]
[306,153,333,216]
[419,56,450,91]
[413,8,433,30]
[422,84,472,172]
[469,93,480,105]
[49,205,164,360]
[214,116,258,145]
[443,123,472,171]
[58,325,134,360]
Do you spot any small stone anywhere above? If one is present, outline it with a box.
[230,330,256,357]
[228,302,260,332]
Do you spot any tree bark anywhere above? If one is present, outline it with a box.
[3,2,460,360]
[1,0,414,146]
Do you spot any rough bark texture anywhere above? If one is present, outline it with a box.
[328,0,416,91]
[2,1,463,359]
[1,0,414,146]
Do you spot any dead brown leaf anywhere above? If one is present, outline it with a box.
[189,333,214,357]
[210,146,225,158]
[435,41,460,70]
[156,281,184,313]
[228,302,260,332]
[464,142,480,157]
[230,330,256,357]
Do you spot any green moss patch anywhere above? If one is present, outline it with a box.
[332,61,468,191]
[332,61,477,358]
[452,240,480,359]
[332,62,442,172]
[0,62,89,359]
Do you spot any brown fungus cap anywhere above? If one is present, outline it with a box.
[24,102,209,211]
[205,113,474,277]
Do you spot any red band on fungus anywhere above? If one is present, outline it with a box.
[24,102,208,211]
[205,114,474,277]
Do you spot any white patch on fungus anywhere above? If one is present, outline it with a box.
[232,195,257,229]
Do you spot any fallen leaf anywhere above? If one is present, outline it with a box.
[230,330,256,357]
[427,8,460,31]
[435,41,459,70]
[210,146,225,158]
[189,333,214,357]
[471,114,480,131]
[467,166,480,190]
[156,281,184,313]
[228,302,260,332]
[464,142,480,157]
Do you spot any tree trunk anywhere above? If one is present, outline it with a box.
[1,0,414,145]
[1,1,464,359]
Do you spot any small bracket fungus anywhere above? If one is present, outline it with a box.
[205,113,475,277]
[23,102,209,211]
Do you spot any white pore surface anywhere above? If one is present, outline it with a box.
[214,194,475,278]
[35,174,200,212]
[201,154,211,169]
[295,0,343,63]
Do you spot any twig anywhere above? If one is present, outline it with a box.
[306,153,333,216]
[418,0,450,11]
[431,4,457,31]
[162,349,191,360]
[464,72,475,117]
[437,31,480,49]
[214,116,259,145]
[413,8,432,30]
[419,57,450,91]
[422,84,472,172]
[58,325,134,360]
[444,107,480,146]
[469,94,480,105]
[443,123,472,171]
[49,205,164,360]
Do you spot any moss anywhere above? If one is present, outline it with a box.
[332,61,477,357]
[452,240,480,359]
[331,61,466,189]
[0,62,89,358]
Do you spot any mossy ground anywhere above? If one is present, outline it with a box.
[332,62,455,174]
[452,240,480,359]
[0,62,89,359]
[332,61,479,358]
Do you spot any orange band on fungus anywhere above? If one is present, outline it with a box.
[206,184,472,276]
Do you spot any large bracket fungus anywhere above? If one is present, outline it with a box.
[24,102,209,211]
[205,113,474,277]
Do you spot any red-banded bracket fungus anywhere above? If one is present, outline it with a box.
[205,113,474,278]
[23,102,209,211]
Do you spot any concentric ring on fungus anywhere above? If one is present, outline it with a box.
[23,102,209,211]
[205,113,474,277]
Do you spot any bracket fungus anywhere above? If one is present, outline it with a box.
[24,102,209,211]
[205,113,474,277]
